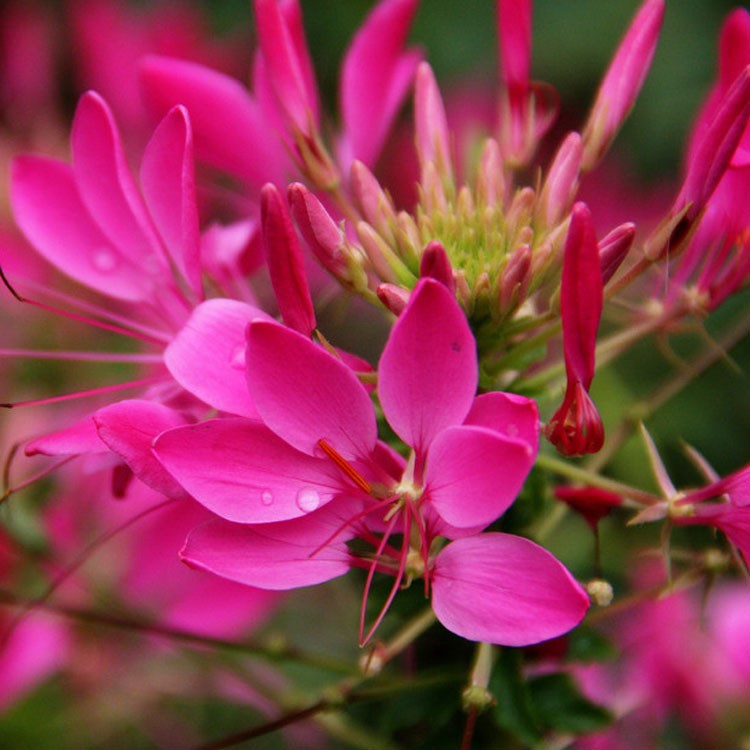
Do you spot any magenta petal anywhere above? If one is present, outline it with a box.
[431,533,590,645]
[71,92,163,270]
[25,414,105,456]
[253,0,319,133]
[465,392,540,451]
[11,156,147,300]
[340,0,420,167]
[378,278,477,455]
[165,299,272,417]
[140,105,202,299]
[247,321,377,459]
[181,510,354,590]
[424,426,534,529]
[139,55,287,186]
[93,399,190,498]
[154,418,343,523]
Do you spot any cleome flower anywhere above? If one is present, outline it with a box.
[154,278,589,645]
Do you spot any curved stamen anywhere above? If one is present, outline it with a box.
[360,510,413,646]
[0,349,163,364]
[1,375,165,409]
[0,266,168,345]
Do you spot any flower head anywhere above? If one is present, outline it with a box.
[155,279,589,645]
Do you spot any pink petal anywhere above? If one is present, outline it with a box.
[181,508,355,590]
[93,399,190,497]
[154,418,344,523]
[253,0,318,133]
[719,9,750,91]
[71,91,164,271]
[424,426,534,529]
[165,298,272,417]
[464,391,540,451]
[497,0,531,95]
[140,105,203,299]
[340,0,420,168]
[11,156,149,300]
[25,414,105,456]
[260,183,315,336]
[431,533,590,645]
[414,62,452,172]
[246,320,377,459]
[378,278,477,456]
[139,55,287,186]
[120,499,280,638]
[0,613,68,711]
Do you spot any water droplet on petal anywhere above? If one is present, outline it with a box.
[296,487,321,512]
[229,344,246,370]
[506,423,519,437]
[92,247,118,272]
[260,490,274,506]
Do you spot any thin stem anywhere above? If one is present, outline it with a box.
[194,700,328,750]
[373,607,437,667]
[586,310,750,471]
[535,453,658,505]
[0,589,354,674]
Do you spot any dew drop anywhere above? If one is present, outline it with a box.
[296,487,321,512]
[92,247,118,272]
[506,423,519,437]
[229,344,246,370]
[260,490,274,506]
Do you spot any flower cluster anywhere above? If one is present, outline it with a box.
[0,0,749,747]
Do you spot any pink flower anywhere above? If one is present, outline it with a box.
[140,0,421,189]
[671,463,750,564]
[155,279,589,645]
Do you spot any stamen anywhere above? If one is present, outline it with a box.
[1,456,76,505]
[308,496,394,559]
[0,266,168,345]
[0,349,163,364]
[360,511,412,646]
[317,439,372,493]
[1,375,164,408]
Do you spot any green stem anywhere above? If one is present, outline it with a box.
[535,453,658,505]
[0,589,353,675]
[586,309,750,472]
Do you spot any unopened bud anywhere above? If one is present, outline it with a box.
[420,240,455,292]
[539,132,583,227]
[598,222,635,283]
[498,243,531,313]
[377,283,410,315]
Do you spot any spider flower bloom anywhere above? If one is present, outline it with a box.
[544,203,605,456]
[9,91,274,465]
[155,279,589,645]
[670,463,750,564]
[140,0,420,191]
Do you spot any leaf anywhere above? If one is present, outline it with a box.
[528,672,612,734]
[489,648,543,746]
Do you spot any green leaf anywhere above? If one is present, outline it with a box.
[565,626,618,663]
[489,648,543,746]
[529,672,612,735]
